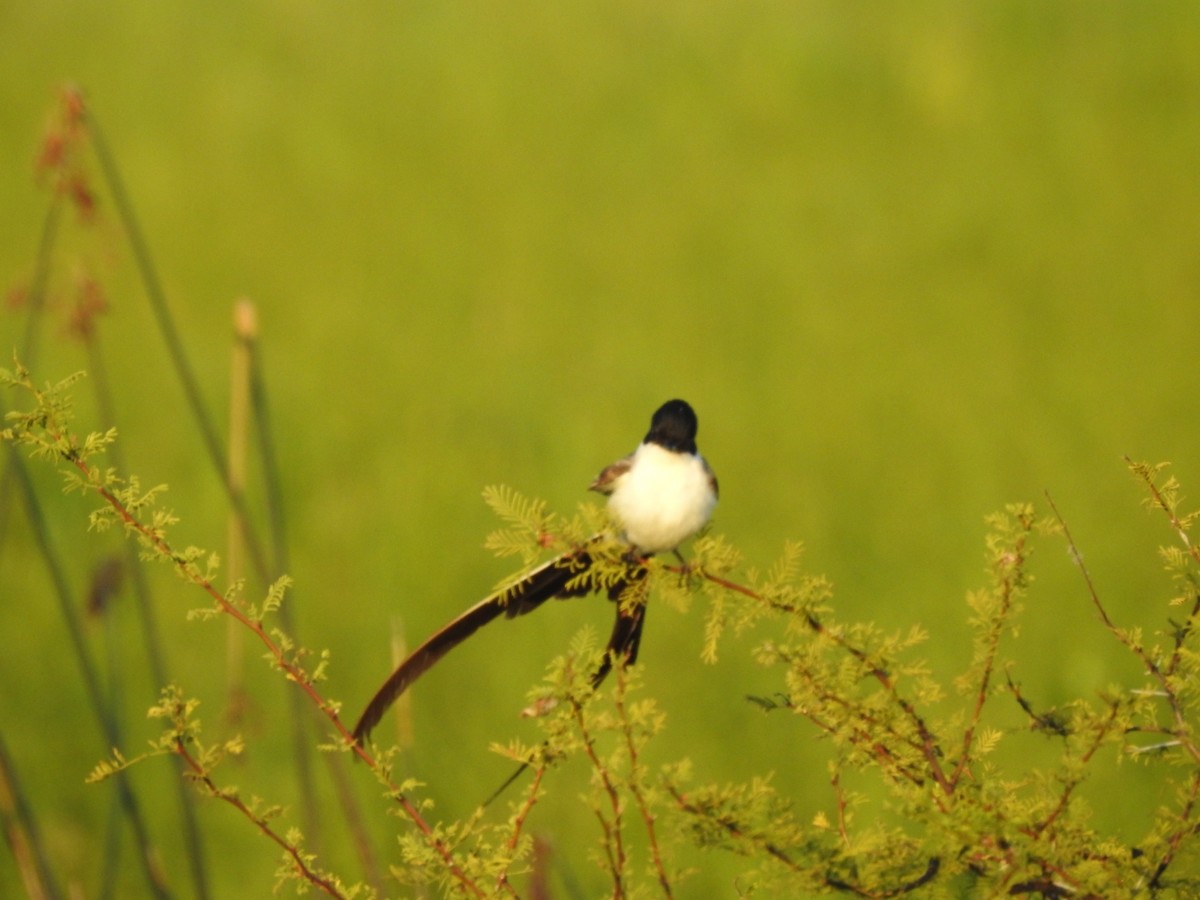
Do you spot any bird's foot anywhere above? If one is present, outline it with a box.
[671,549,703,585]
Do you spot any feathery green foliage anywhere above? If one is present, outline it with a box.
[8,360,1200,896]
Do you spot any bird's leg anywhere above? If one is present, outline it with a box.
[620,547,651,566]
[671,547,703,588]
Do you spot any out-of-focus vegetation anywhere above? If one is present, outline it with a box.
[2,2,1200,896]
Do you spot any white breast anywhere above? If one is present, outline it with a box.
[606,442,716,554]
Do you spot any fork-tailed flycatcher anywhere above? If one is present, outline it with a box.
[352,399,718,744]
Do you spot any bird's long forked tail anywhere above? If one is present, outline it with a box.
[352,541,628,745]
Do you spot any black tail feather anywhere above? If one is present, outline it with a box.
[353,545,599,744]
[481,570,651,807]
[590,568,649,688]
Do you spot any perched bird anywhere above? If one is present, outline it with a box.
[352,399,718,744]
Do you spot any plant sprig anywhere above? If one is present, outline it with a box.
[2,360,489,898]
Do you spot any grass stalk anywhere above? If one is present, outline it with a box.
[82,97,271,585]
[0,195,60,555]
[8,448,171,899]
[0,729,64,900]
[241,302,334,861]
[226,300,251,724]
[82,329,212,899]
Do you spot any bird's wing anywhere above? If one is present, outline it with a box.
[705,456,719,499]
[352,545,595,744]
[589,453,633,495]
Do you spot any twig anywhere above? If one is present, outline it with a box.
[951,513,1032,791]
[8,448,171,898]
[7,381,485,898]
[80,308,211,899]
[495,760,546,897]
[1149,769,1200,889]
[1046,490,1200,765]
[172,739,344,898]
[1127,457,1200,565]
[569,686,625,896]
[700,569,952,795]
[1030,700,1121,838]
[666,783,798,873]
[613,664,673,898]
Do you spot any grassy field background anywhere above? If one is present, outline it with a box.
[3,2,1200,896]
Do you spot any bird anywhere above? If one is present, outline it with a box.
[351,398,718,745]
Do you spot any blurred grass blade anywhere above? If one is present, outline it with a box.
[83,98,271,586]
[0,729,64,900]
[9,448,172,899]
[81,298,212,900]
[225,300,251,725]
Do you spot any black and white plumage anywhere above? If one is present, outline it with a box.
[352,399,718,745]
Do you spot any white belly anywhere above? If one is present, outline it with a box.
[607,443,716,554]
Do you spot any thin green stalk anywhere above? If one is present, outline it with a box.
[84,333,211,899]
[9,447,172,899]
[0,729,64,900]
[245,307,382,888]
[0,194,61,555]
[226,302,251,722]
[19,403,485,897]
[96,556,126,900]
[17,192,61,372]
[241,303,325,858]
[83,101,271,585]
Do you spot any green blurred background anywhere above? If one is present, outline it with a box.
[3,2,1200,896]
